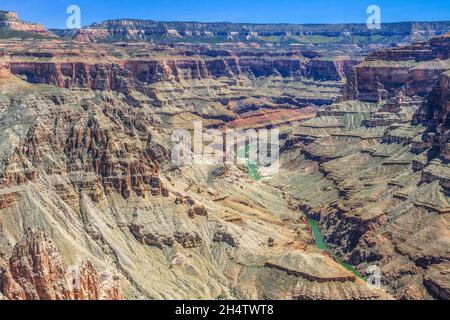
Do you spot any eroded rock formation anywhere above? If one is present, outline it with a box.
[0,229,122,300]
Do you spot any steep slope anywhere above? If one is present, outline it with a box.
[342,33,450,102]
[0,228,122,300]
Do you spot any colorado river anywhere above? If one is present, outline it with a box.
[308,219,364,279]
[240,144,364,280]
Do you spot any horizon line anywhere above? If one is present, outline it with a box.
[45,17,450,30]
[3,8,449,29]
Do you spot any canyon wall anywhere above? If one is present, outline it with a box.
[0,228,122,300]
[3,50,354,91]
[53,19,450,48]
[342,33,450,102]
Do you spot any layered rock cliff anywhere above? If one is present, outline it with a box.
[0,38,347,127]
[55,19,450,50]
[0,40,351,87]
[341,33,450,102]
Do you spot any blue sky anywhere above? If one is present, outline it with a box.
[1,0,450,29]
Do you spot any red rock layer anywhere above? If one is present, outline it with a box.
[342,34,450,102]
[0,228,122,300]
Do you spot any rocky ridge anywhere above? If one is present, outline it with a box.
[0,11,53,37]
[0,228,122,300]
[54,19,450,50]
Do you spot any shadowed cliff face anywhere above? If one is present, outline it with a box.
[413,70,450,161]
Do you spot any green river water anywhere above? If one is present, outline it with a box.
[308,219,364,279]
[240,144,364,280]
